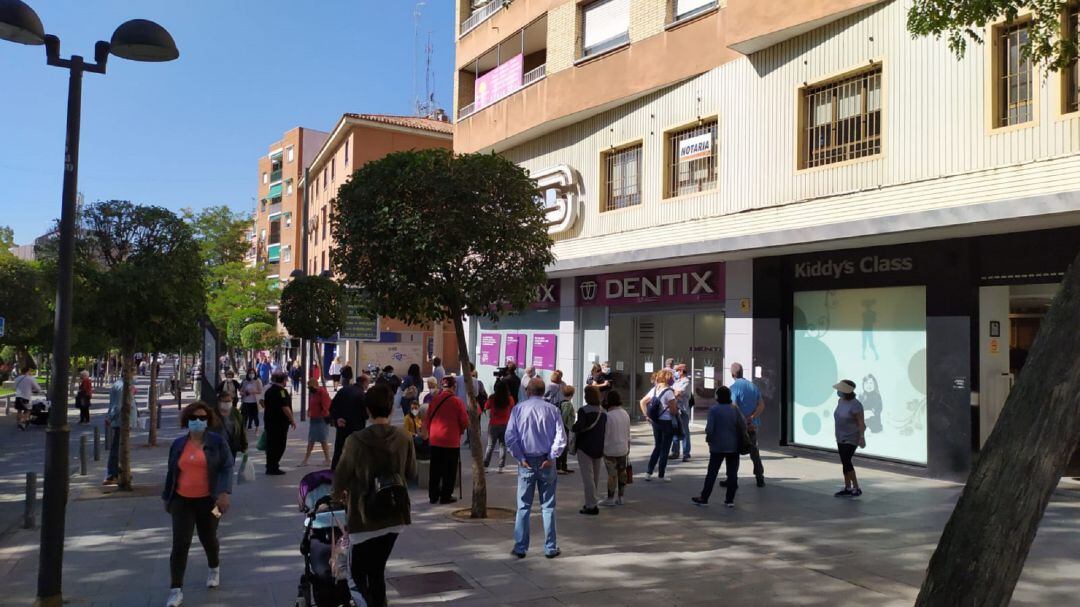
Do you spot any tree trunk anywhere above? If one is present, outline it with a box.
[452,313,487,519]
[148,359,159,446]
[916,251,1080,606]
[118,348,136,491]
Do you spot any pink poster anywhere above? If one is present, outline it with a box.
[475,54,524,110]
[504,333,526,366]
[530,333,557,371]
[479,333,502,366]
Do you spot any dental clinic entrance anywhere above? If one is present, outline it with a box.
[576,262,727,422]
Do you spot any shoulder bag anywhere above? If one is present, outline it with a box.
[568,408,605,456]
[419,394,451,442]
[732,404,752,455]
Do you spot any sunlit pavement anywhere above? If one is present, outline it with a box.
[0,373,1077,606]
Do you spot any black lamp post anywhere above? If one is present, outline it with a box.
[0,2,178,605]
[290,269,308,420]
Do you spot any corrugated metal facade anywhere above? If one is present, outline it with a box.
[502,0,1080,263]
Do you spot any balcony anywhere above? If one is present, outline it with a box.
[460,0,503,36]
[457,15,547,121]
[270,169,282,183]
[267,243,281,262]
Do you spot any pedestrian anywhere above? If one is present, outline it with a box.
[329,356,342,391]
[257,358,272,385]
[543,370,565,405]
[104,376,138,486]
[692,386,747,508]
[669,363,692,462]
[585,362,612,404]
[400,363,424,416]
[76,369,93,424]
[288,361,302,392]
[403,399,423,438]
[271,357,284,375]
[518,366,537,404]
[332,383,416,607]
[506,377,566,559]
[727,362,766,487]
[310,362,321,384]
[640,369,676,481]
[421,376,438,408]
[422,376,468,505]
[339,360,354,387]
[377,365,402,394]
[431,356,445,386]
[599,391,631,507]
[483,378,516,472]
[400,386,419,421]
[239,370,263,431]
[502,360,522,406]
[216,370,240,409]
[301,378,332,467]
[832,379,866,498]
[455,363,484,405]
[329,374,369,470]
[572,385,607,515]
[162,401,233,607]
[262,372,296,475]
[213,392,247,461]
[556,384,576,474]
[13,366,41,430]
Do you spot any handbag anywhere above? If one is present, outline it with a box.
[568,407,604,456]
[733,404,752,455]
[625,450,634,485]
[237,452,255,483]
[256,430,267,452]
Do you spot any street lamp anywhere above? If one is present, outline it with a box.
[0,2,178,606]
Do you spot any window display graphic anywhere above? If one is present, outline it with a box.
[793,286,927,464]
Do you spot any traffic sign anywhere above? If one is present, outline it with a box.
[0,316,5,338]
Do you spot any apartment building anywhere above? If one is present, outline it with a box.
[454,0,1080,479]
[254,127,329,288]
[301,113,458,375]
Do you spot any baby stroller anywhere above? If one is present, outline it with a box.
[28,399,50,426]
[296,470,352,607]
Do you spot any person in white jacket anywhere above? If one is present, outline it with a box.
[599,391,631,506]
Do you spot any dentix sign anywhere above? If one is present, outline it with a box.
[576,263,725,307]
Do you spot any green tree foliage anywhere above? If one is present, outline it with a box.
[0,256,51,369]
[80,200,206,489]
[278,275,347,340]
[240,322,281,351]
[182,205,252,269]
[909,0,1079,69]
[0,226,15,258]
[227,308,275,346]
[206,262,278,349]
[331,148,554,518]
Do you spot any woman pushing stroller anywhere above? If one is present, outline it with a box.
[333,383,417,607]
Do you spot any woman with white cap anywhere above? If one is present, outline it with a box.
[832,379,866,497]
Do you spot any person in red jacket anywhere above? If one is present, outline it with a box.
[301,378,333,467]
[422,376,468,504]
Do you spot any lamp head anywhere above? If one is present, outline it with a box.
[0,0,44,45]
[109,18,177,62]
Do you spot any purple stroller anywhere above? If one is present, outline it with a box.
[295,470,351,607]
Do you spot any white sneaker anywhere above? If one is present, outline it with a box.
[615,496,624,506]
[663,476,672,483]
[206,567,220,589]
[165,588,183,606]
[598,498,616,507]
[644,473,653,481]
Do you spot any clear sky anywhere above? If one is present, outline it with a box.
[1,0,455,244]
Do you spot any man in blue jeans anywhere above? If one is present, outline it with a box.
[505,377,566,559]
[726,362,766,487]
[669,363,693,462]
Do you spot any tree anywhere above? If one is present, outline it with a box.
[206,262,277,351]
[240,322,281,352]
[182,205,252,269]
[0,226,15,258]
[81,201,205,489]
[909,0,1079,69]
[278,275,347,341]
[332,149,554,518]
[0,256,51,369]
[227,308,275,355]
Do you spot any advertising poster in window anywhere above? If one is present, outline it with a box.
[792,286,927,464]
[479,333,502,366]
[504,333,527,366]
[530,333,557,371]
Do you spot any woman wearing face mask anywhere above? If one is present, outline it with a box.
[301,378,332,467]
[212,394,247,461]
[162,402,234,607]
[239,370,263,431]
[832,379,866,498]
[586,363,612,405]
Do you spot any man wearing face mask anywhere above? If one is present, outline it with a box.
[726,362,766,487]
[670,363,693,462]
[162,402,234,607]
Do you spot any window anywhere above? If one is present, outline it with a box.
[323,167,328,190]
[283,246,292,263]
[321,251,326,274]
[344,139,349,164]
[995,21,1033,127]
[262,172,268,184]
[672,0,716,21]
[667,120,718,197]
[286,146,295,163]
[331,157,335,181]
[286,180,294,196]
[284,212,292,228]
[801,65,882,169]
[321,206,328,241]
[582,0,630,57]
[602,143,642,211]
[1065,4,1079,113]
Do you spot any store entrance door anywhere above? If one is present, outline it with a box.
[607,310,724,421]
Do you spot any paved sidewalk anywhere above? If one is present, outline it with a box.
[0,386,1077,606]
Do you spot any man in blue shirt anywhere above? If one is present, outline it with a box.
[257,358,272,385]
[505,377,566,559]
[727,362,766,487]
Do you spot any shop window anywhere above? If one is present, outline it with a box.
[602,143,642,212]
[666,119,718,197]
[1065,4,1080,114]
[792,286,927,464]
[993,20,1033,127]
[581,0,630,58]
[800,65,882,169]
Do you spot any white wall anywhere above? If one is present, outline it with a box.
[723,259,753,385]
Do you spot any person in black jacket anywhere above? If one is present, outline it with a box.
[572,385,608,515]
[330,373,369,470]
[262,372,296,475]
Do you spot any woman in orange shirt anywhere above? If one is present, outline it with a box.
[162,402,234,607]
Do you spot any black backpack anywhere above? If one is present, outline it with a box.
[647,387,673,422]
[361,441,409,524]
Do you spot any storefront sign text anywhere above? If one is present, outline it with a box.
[678,133,712,162]
[576,263,725,307]
[794,256,914,280]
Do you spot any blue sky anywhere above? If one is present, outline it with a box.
[1,0,454,243]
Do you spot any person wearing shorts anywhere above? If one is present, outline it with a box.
[13,367,41,430]
[301,378,332,467]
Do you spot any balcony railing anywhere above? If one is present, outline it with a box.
[458,63,546,122]
[269,169,282,183]
[523,64,546,87]
[458,102,476,120]
[460,1,503,36]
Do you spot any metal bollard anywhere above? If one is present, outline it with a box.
[79,435,88,476]
[93,425,101,461]
[24,472,36,529]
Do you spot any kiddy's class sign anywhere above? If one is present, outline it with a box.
[575,263,725,307]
